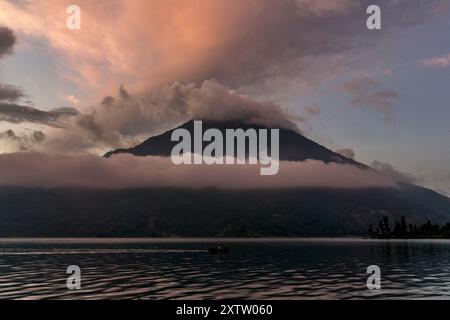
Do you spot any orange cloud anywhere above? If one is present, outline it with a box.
[0,0,360,98]
[1,0,446,104]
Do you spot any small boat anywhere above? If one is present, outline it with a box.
[208,243,229,254]
[208,247,229,254]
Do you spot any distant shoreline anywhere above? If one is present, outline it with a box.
[1,237,450,243]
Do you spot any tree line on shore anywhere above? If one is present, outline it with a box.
[368,216,450,239]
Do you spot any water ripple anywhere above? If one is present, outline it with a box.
[0,238,449,299]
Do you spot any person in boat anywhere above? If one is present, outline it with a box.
[209,242,229,254]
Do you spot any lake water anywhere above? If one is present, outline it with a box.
[0,238,449,300]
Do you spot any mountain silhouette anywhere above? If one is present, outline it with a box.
[1,119,449,237]
[104,119,362,166]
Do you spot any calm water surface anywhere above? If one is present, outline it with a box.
[0,238,449,300]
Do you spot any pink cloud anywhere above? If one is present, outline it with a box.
[422,54,450,68]
[0,152,398,189]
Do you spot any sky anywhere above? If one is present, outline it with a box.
[0,0,450,194]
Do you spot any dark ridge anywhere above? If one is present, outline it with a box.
[104,119,363,167]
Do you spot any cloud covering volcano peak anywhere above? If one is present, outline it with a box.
[81,80,301,138]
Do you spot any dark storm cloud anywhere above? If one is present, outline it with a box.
[0,84,24,102]
[0,26,15,58]
[0,103,78,127]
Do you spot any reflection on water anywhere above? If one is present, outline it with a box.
[0,238,449,300]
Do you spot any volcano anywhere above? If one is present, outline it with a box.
[105,119,361,167]
[1,119,450,237]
